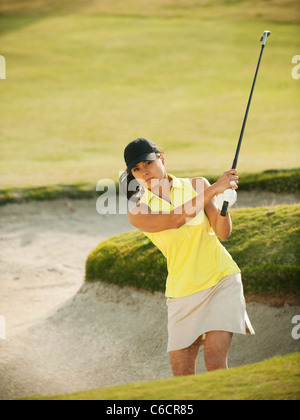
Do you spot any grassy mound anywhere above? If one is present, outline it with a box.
[26,353,300,400]
[86,204,300,301]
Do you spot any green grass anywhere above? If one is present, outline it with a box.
[1,0,299,23]
[25,353,300,400]
[0,2,299,190]
[86,204,300,300]
[0,182,98,205]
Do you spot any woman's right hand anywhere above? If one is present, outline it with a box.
[213,169,239,195]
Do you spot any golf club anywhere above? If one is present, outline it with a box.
[220,30,271,217]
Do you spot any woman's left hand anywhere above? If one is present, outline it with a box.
[215,188,237,210]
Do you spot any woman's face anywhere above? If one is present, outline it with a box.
[131,155,166,190]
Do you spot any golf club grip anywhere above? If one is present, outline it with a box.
[221,201,229,217]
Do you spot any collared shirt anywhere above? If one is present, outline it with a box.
[139,174,240,298]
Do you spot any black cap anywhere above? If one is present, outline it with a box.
[124,138,160,172]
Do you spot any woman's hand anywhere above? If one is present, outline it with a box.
[212,169,239,195]
[215,188,237,210]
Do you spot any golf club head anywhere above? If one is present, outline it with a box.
[260,31,271,46]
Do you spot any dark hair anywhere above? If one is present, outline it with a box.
[119,148,164,202]
[122,171,143,202]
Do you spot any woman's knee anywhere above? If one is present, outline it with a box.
[204,350,227,371]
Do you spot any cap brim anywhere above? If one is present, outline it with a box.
[127,152,157,172]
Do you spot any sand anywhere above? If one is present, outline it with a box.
[0,193,299,400]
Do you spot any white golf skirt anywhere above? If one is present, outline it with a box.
[166,273,255,352]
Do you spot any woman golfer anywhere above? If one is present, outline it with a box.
[123,138,254,376]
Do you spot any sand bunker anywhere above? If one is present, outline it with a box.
[0,282,299,400]
[0,196,299,400]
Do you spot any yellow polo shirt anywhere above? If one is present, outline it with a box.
[139,174,240,298]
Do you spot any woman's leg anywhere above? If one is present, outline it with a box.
[169,331,233,376]
[169,336,203,376]
[204,331,233,371]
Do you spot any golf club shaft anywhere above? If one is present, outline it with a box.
[220,43,267,217]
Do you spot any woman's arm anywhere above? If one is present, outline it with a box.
[191,175,237,241]
[128,183,218,233]
[129,170,238,233]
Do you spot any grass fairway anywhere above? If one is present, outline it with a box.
[1,0,300,22]
[0,2,299,189]
[26,353,300,400]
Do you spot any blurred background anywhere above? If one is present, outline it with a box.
[0,0,299,191]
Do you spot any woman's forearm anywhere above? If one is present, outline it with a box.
[215,210,232,241]
[171,184,218,228]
